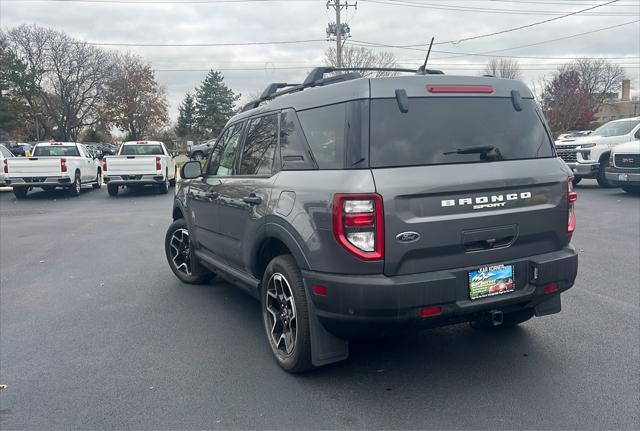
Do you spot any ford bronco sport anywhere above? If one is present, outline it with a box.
[165,67,579,372]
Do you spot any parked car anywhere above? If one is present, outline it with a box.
[605,140,640,194]
[555,117,640,186]
[5,141,102,199]
[0,143,16,186]
[188,139,216,160]
[164,67,579,372]
[102,140,176,196]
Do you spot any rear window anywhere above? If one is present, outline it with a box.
[33,146,80,157]
[369,97,554,168]
[120,144,164,156]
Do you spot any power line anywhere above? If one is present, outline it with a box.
[65,39,326,47]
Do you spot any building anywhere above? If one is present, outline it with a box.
[595,79,639,123]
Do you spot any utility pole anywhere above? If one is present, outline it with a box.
[326,0,355,67]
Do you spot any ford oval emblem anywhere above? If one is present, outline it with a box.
[396,232,420,243]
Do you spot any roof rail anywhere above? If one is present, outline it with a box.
[241,82,300,112]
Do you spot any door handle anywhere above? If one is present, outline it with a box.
[242,194,262,205]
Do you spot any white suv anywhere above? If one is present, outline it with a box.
[555,117,640,187]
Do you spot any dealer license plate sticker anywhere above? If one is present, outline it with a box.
[469,264,515,300]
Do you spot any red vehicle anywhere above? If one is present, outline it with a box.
[490,278,514,294]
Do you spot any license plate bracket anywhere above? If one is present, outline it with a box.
[469,264,515,300]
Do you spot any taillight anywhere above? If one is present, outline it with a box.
[567,177,577,233]
[102,157,107,172]
[332,193,384,261]
[155,156,161,171]
[60,158,67,173]
[3,159,7,174]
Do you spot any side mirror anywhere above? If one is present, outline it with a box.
[181,160,202,179]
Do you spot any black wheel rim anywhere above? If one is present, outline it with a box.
[265,273,297,355]
[169,228,192,276]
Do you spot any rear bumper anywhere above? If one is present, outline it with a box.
[564,162,599,178]
[302,246,578,338]
[104,174,165,185]
[605,167,640,186]
[7,176,72,187]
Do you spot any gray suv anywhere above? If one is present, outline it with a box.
[165,67,579,372]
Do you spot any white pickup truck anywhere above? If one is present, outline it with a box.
[102,140,176,197]
[555,117,640,187]
[5,141,102,199]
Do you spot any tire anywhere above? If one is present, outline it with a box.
[13,187,28,199]
[92,170,102,189]
[621,185,640,195]
[193,151,204,161]
[261,254,313,373]
[159,172,169,194]
[471,308,535,330]
[596,158,615,188]
[107,184,119,197]
[571,176,582,186]
[69,171,81,197]
[164,218,214,284]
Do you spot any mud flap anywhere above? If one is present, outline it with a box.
[535,294,561,317]
[304,289,349,367]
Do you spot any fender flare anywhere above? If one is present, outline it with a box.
[263,221,311,271]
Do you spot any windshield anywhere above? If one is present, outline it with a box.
[591,119,640,137]
[369,97,554,167]
[33,145,80,157]
[120,144,164,155]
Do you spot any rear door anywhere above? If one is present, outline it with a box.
[214,113,280,269]
[368,96,570,276]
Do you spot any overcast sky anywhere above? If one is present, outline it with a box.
[2,0,639,121]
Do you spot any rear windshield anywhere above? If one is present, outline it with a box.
[33,146,80,157]
[120,144,164,155]
[369,97,554,168]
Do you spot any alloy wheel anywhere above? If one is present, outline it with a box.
[169,228,192,276]
[265,273,297,355]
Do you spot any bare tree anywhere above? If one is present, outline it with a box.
[103,53,168,140]
[560,58,626,112]
[324,46,398,77]
[483,58,522,80]
[6,25,115,141]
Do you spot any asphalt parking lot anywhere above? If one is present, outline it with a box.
[0,180,638,430]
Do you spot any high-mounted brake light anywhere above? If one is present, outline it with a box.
[137,141,148,144]
[60,158,67,173]
[332,193,384,261]
[50,142,64,146]
[567,177,577,233]
[427,84,494,94]
[3,159,8,174]
[155,156,162,171]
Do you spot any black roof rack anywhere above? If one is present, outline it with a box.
[240,65,445,112]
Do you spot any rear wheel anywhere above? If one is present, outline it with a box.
[261,254,313,373]
[621,185,640,194]
[92,170,102,189]
[164,218,214,284]
[471,308,535,329]
[107,184,119,197]
[159,171,169,194]
[69,172,81,196]
[13,187,28,199]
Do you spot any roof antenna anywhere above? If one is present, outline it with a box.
[420,37,435,73]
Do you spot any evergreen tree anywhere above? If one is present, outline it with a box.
[175,93,196,138]
[194,70,239,139]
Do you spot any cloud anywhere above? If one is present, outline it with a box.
[2,0,639,120]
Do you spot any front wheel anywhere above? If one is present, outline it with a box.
[621,185,640,194]
[596,159,615,188]
[164,219,214,284]
[261,254,313,373]
[92,170,102,189]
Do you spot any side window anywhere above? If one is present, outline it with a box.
[207,123,243,176]
[297,103,346,169]
[238,113,278,176]
[280,109,315,170]
[635,128,640,140]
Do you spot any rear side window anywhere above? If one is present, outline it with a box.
[33,146,80,157]
[369,97,554,168]
[120,145,164,156]
[280,110,315,170]
[297,103,346,169]
[239,114,278,176]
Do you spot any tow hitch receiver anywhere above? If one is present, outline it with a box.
[489,310,503,326]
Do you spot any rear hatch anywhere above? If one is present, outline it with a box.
[368,89,570,276]
[6,157,62,178]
